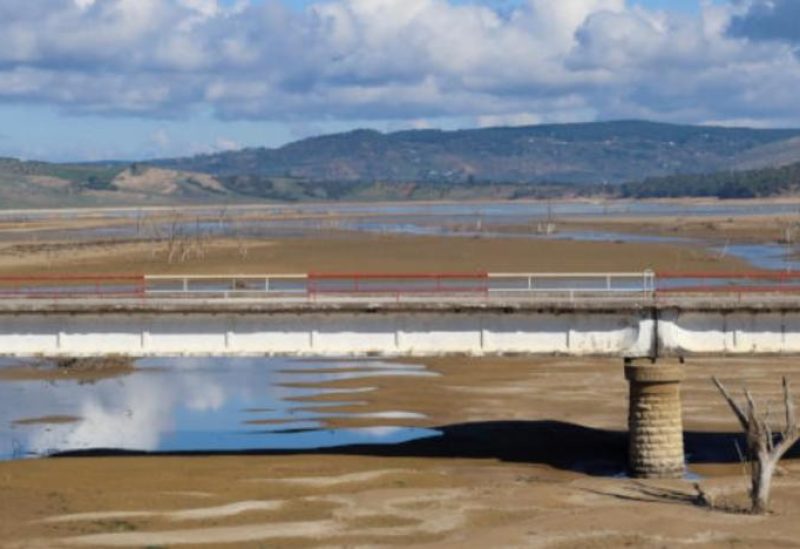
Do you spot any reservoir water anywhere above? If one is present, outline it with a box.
[0,357,441,461]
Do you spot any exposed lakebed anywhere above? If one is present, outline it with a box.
[8,200,800,271]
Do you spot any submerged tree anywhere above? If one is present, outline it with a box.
[712,376,799,514]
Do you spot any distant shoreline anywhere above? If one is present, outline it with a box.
[3,194,800,216]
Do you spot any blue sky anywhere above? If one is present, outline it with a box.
[0,0,797,162]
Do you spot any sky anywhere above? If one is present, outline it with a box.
[0,0,798,162]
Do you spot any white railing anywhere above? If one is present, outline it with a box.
[144,274,308,298]
[488,271,655,296]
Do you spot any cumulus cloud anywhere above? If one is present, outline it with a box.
[0,0,800,130]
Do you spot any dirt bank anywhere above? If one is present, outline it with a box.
[0,357,135,383]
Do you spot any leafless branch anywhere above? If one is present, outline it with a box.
[712,376,748,429]
[713,375,799,514]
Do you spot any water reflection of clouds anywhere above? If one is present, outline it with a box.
[30,376,173,454]
[0,358,439,459]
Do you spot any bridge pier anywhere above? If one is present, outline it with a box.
[625,359,685,478]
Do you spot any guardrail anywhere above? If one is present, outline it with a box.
[3,270,800,301]
[307,273,490,297]
[0,275,145,298]
[488,272,655,296]
[657,271,800,294]
[144,274,307,298]
[141,272,657,300]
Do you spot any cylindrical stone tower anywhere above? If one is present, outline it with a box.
[625,361,685,479]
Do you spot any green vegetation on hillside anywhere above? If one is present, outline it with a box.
[620,162,800,199]
[0,158,124,189]
[157,120,800,185]
[218,174,592,202]
[3,120,800,207]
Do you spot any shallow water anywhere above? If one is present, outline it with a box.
[0,358,441,460]
[10,199,800,237]
[8,199,800,221]
[719,243,800,271]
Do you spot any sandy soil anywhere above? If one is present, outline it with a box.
[3,356,800,547]
[0,231,752,277]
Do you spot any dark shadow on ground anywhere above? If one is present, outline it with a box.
[583,482,708,508]
[52,420,780,477]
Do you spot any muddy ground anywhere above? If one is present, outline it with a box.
[2,356,800,547]
[0,231,751,277]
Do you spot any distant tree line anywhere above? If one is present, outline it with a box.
[619,162,800,199]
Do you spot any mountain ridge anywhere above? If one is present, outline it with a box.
[3,120,800,207]
[155,120,800,185]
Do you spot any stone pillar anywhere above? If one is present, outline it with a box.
[625,360,685,479]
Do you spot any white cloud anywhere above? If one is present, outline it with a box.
[0,0,800,130]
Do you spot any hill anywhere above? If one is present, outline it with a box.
[4,120,800,207]
[0,159,229,208]
[156,120,800,186]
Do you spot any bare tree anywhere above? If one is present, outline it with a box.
[165,215,183,264]
[712,376,799,514]
[135,208,144,237]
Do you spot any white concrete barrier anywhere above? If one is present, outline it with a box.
[659,310,800,354]
[1,306,799,357]
[0,311,655,358]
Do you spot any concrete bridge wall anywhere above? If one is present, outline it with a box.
[1,306,800,357]
[0,311,656,357]
[660,310,800,354]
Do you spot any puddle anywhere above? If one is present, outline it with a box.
[719,243,800,271]
[0,357,440,460]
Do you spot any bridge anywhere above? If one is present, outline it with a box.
[0,270,798,358]
[3,270,800,479]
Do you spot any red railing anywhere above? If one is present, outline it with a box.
[307,272,490,297]
[656,271,800,294]
[0,275,146,298]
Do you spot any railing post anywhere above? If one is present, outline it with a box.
[644,269,655,297]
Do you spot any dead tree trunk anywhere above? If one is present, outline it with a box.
[712,376,799,514]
